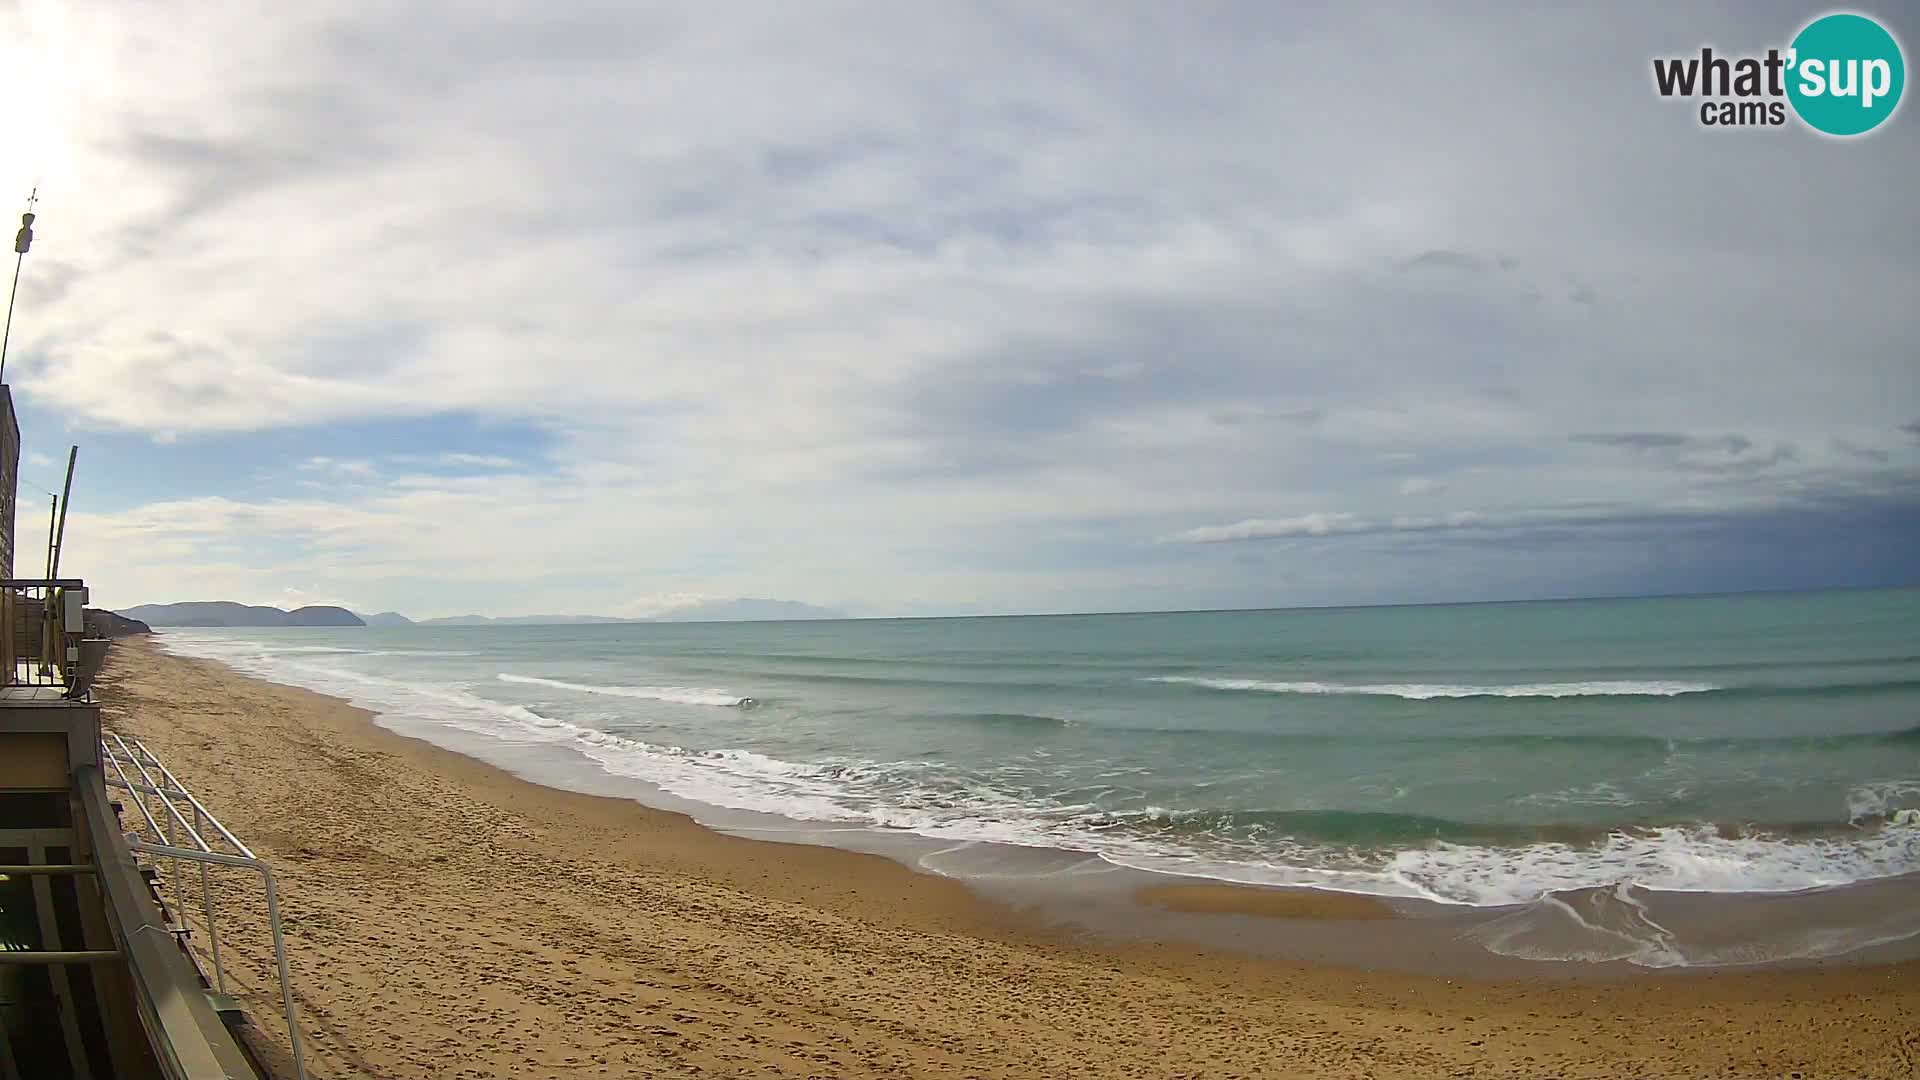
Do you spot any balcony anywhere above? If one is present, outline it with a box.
[0,580,109,702]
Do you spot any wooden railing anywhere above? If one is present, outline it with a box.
[0,578,94,692]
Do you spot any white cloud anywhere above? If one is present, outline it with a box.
[0,2,1913,615]
[434,453,514,469]
[1167,513,1365,544]
[296,457,377,478]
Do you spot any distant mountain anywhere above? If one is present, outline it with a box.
[286,606,364,626]
[414,614,634,626]
[86,609,152,637]
[650,598,844,622]
[114,598,845,628]
[118,602,365,627]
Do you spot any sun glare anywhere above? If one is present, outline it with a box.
[0,1,90,207]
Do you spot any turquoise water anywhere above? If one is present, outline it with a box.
[159,588,1920,930]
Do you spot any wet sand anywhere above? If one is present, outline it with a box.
[1134,882,1397,920]
[98,638,1920,1078]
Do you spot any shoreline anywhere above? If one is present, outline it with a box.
[147,630,1920,977]
[99,637,1920,1078]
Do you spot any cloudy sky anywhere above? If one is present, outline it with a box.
[0,1,1914,618]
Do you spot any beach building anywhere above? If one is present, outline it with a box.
[0,385,16,580]
[0,368,300,1076]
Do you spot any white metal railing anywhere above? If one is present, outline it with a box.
[100,733,308,1080]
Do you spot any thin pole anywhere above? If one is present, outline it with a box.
[195,801,226,994]
[1,189,37,385]
[45,449,75,683]
[261,868,308,1080]
[49,446,74,579]
[0,249,23,383]
[37,494,56,677]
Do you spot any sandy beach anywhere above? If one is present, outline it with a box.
[95,638,1920,1079]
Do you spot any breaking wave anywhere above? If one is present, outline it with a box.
[152,626,1920,967]
[497,672,751,707]
[1148,676,1721,698]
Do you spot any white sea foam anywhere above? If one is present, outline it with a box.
[498,672,748,707]
[1515,781,1640,808]
[255,644,368,654]
[1466,880,1920,968]
[1385,822,1920,905]
[158,638,472,660]
[1148,676,1721,698]
[1848,780,1920,823]
[1093,817,1920,907]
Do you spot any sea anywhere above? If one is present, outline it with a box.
[155,587,1920,970]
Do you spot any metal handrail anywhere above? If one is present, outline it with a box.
[104,733,233,1009]
[110,734,209,853]
[109,733,203,932]
[100,737,308,1080]
[0,950,122,965]
[102,743,166,837]
[136,742,258,859]
[108,734,210,929]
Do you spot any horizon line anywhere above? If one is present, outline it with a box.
[121,581,1916,627]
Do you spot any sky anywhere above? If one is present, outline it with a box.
[0,1,1914,619]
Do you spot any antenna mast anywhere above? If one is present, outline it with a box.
[1,188,38,384]
[49,445,75,579]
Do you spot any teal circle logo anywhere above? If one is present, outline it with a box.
[1786,13,1905,136]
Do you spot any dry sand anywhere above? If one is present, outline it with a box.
[97,638,1920,1079]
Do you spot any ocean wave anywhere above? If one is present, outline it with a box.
[1088,804,1920,848]
[1849,780,1920,823]
[155,638,473,660]
[1091,807,1576,846]
[1466,881,1920,968]
[937,711,1073,729]
[374,687,1920,908]
[257,645,368,654]
[1100,817,1920,908]
[1394,822,1920,903]
[155,632,1920,942]
[745,670,1069,692]
[1147,676,1721,698]
[1150,675,1920,700]
[497,672,750,707]
[534,735,1920,909]
[361,649,481,658]
[1565,653,1920,676]
[1125,725,1920,753]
